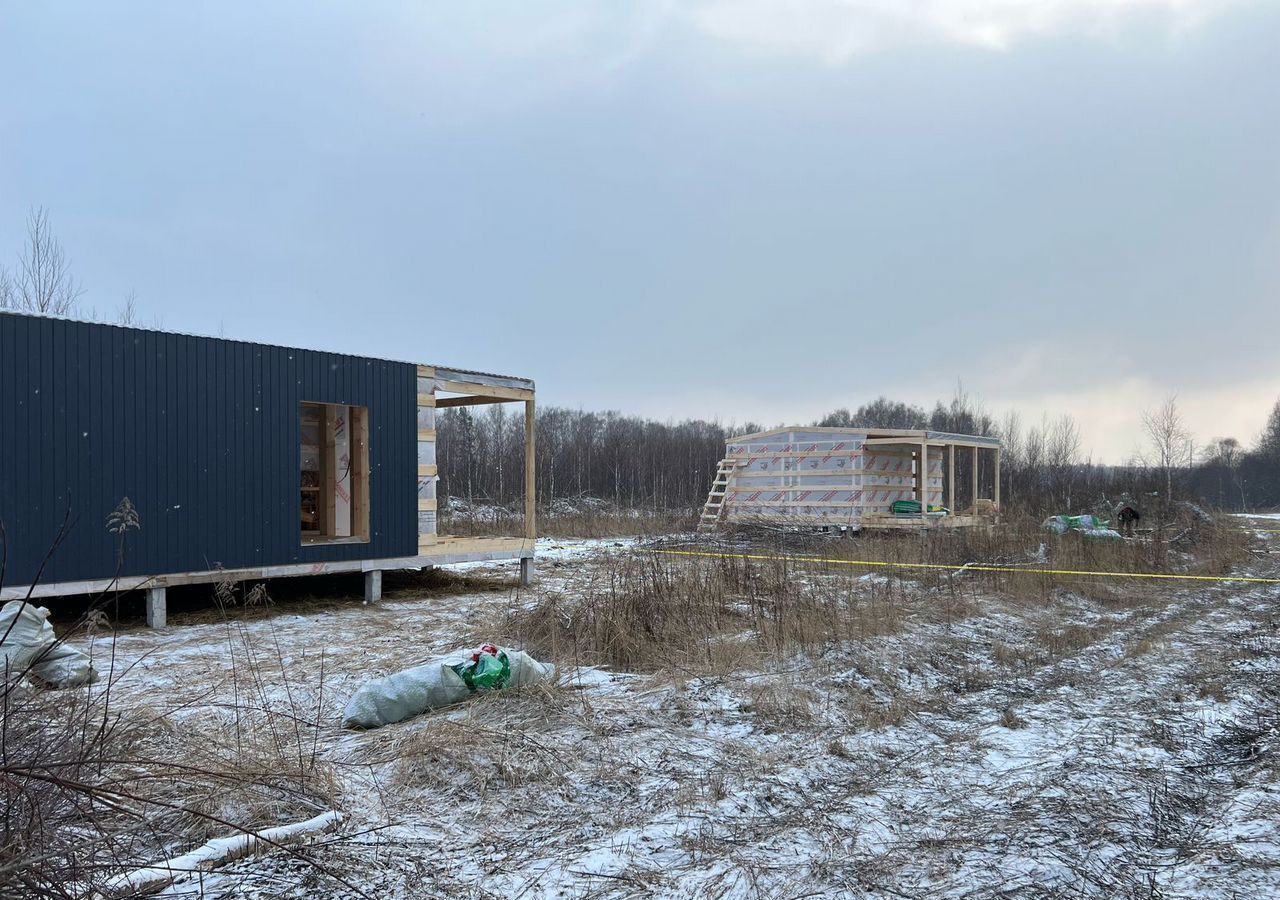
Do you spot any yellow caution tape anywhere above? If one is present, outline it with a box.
[648,548,1280,585]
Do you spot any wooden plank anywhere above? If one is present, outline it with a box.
[948,444,955,513]
[436,395,518,409]
[1,543,537,601]
[863,438,949,448]
[418,429,437,441]
[322,404,336,538]
[418,499,438,511]
[417,393,436,408]
[971,447,979,507]
[726,500,877,508]
[416,364,436,378]
[993,447,1001,511]
[525,396,537,540]
[418,464,438,477]
[436,380,533,401]
[352,404,370,540]
[420,536,535,555]
[731,470,863,479]
[920,441,928,521]
[728,449,864,460]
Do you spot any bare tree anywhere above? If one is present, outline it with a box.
[0,266,14,309]
[1142,395,1192,501]
[10,208,83,315]
[117,289,140,326]
[1259,398,1280,461]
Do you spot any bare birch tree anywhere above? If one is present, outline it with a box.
[10,208,83,315]
[1142,395,1192,501]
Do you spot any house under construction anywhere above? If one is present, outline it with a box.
[0,311,537,626]
[699,426,1002,531]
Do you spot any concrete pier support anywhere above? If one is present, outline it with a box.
[519,557,534,588]
[364,570,382,604]
[146,587,167,628]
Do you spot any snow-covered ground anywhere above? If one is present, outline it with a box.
[74,532,1280,898]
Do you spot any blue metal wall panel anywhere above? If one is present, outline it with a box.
[0,312,417,587]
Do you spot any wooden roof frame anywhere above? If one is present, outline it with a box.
[727,425,999,450]
[419,364,535,408]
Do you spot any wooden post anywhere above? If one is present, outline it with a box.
[520,556,533,587]
[322,405,336,537]
[364,570,382,604]
[920,439,929,522]
[146,587,167,628]
[524,397,536,542]
[994,446,1001,514]
[352,405,370,540]
[971,447,979,507]
[948,444,955,514]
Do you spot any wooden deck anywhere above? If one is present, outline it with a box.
[0,535,535,602]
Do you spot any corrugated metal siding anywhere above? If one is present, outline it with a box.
[0,312,416,587]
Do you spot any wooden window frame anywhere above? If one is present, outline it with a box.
[300,401,370,545]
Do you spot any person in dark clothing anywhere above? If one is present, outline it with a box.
[1117,504,1141,536]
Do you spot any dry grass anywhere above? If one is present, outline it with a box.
[500,551,916,675]
[1,614,350,898]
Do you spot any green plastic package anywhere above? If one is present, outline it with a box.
[449,644,511,692]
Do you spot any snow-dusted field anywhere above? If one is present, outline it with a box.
[78,526,1280,899]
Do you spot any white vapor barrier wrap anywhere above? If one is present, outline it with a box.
[417,441,436,466]
[720,430,948,522]
[343,647,556,729]
[418,511,437,535]
[417,477,436,502]
[417,406,435,431]
[0,601,97,688]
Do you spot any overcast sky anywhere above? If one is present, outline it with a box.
[2,1,1277,461]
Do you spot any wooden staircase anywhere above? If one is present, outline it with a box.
[697,459,740,532]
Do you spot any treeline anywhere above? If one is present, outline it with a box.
[436,406,753,512]
[437,392,1280,515]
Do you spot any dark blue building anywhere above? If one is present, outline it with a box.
[0,311,537,623]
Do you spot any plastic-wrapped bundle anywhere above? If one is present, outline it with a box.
[342,644,555,729]
[1043,515,1123,540]
[0,601,98,688]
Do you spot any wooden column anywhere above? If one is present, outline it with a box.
[524,397,536,541]
[948,444,955,513]
[971,447,979,506]
[993,446,1001,513]
[920,439,929,522]
[322,406,336,537]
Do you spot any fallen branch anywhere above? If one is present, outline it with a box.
[98,809,343,898]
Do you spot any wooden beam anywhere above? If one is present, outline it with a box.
[435,380,533,401]
[416,393,436,408]
[417,498,437,512]
[436,395,519,409]
[416,364,436,378]
[525,396,537,540]
[863,438,949,448]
